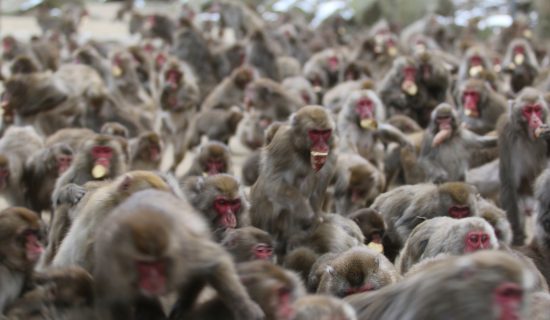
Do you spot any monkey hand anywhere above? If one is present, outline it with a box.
[235,301,265,320]
[54,183,86,206]
[535,124,550,139]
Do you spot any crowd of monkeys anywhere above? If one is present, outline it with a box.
[2,0,550,319]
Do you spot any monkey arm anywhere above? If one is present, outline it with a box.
[461,129,498,148]
[377,123,411,146]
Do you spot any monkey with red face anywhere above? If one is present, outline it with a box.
[249,106,336,255]
[221,227,275,263]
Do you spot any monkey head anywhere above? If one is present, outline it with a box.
[197,141,230,176]
[0,207,45,271]
[372,32,399,57]
[136,132,162,164]
[232,66,255,90]
[159,65,199,113]
[237,111,266,150]
[184,174,246,233]
[50,143,73,176]
[463,47,491,78]
[505,38,538,69]
[429,103,458,147]
[2,36,18,60]
[438,182,477,219]
[349,208,386,248]
[343,90,385,131]
[82,135,125,180]
[290,105,335,173]
[511,88,549,140]
[395,57,419,96]
[305,67,329,94]
[459,218,498,253]
[459,79,489,119]
[222,227,275,263]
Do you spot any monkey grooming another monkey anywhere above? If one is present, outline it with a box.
[93,190,264,320]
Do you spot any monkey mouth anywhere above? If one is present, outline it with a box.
[310,151,328,157]
[310,151,329,172]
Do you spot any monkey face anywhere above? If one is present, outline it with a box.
[521,103,545,139]
[354,96,377,130]
[308,129,332,172]
[89,145,113,179]
[401,65,418,96]
[213,196,241,229]
[462,89,481,118]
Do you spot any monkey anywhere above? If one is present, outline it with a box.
[339,59,371,83]
[276,56,302,80]
[236,110,267,151]
[0,207,45,313]
[2,36,59,72]
[457,46,494,83]
[93,189,264,320]
[100,122,130,139]
[50,171,173,272]
[245,29,280,81]
[9,55,41,75]
[397,216,499,274]
[281,76,318,106]
[181,174,247,241]
[347,208,386,248]
[499,87,550,245]
[244,78,304,122]
[201,66,255,110]
[331,153,385,215]
[210,0,265,39]
[402,103,498,183]
[304,48,349,90]
[182,141,233,178]
[73,44,114,89]
[128,131,162,171]
[386,114,423,134]
[378,56,431,126]
[371,182,479,261]
[4,266,95,320]
[249,106,337,254]
[52,134,127,205]
[337,89,410,170]
[184,108,244,152]
[273,23,310,65]
[140,13,176,44]
[0,127,42,209]
[521,168,550,287]
[322,80,366,115]
[291,295,357,320]
[308,247,400,297]
[212,42,246,80]
[24,143,73,214]
[345,250,535,320]
[221,227,275,263]
[455,78,507,135]
[353,31,400,78]
[183,260,304,320]
[172,24,219,98]
[109,50,154,107]
[502,38,540,93]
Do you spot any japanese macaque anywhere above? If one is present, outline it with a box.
[292,295,357,320]
[101,122,130,139]
[379,56,430,126]
[109,50,153,106]
[348,208,386,247]
[183,141,232,178]
[521,169,550,287]
[24,143,73,214]
[499,87,550,245]
[52,135,127,202]
[245,29,280,81]
[354,32,399,78]
[2,36,59,71]
[237,111,267,151]
[185,108,244,151]
[0,207,45,313]
[502,38,539,93]
[322,80,367,115]
[51,171,172,271]
[0,127,41,208]
[221,227,275,263]
[304,48,349,89]
[402,103,497,183]
[415,51,451,114]
[371,182,479,261]
[172,24,218,98]
[475,197,513,246]
[308,247,400,297]
[128,131,162,171]
[141,14,176,44]
[455,78,507,135]
[184,261,304,320]
[182,174,247,240]
[331,153,385,214]
[249,106,336,253]
[346,251,536,320]
[201,66,255,110]
[397,217,499,274]
[457,46,494,82]
[4,266,95,319]
[281,76,318,106]
[93,190,264,320]
[337,89,409,170]
[244,78,303,122]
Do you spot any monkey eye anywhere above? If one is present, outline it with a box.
[468,234,479,243]
[481,234,489,242]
